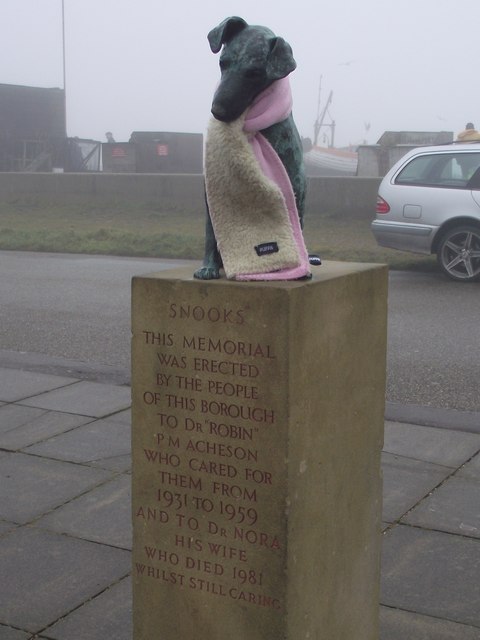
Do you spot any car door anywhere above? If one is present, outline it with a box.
[468,166,480,208]
[393,152,480,226]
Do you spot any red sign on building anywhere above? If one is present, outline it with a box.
[156,144,169,156]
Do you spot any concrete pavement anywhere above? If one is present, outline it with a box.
[0,352,479,639]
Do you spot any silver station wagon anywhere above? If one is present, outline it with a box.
[371,142,480,281]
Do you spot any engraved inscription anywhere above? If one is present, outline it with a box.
[133,303,285,611]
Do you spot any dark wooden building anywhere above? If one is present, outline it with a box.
[102,131,203,173]
[0,83,66,171]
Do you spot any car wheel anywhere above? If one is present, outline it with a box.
[437,225,480,282]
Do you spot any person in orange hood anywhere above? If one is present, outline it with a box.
[456,122,480,141]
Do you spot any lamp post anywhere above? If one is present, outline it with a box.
[62,0,67,138]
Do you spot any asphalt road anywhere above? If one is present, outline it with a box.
[1,251,479,412]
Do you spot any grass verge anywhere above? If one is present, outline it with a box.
[0,197,437,271]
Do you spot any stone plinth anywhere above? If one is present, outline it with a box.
[131,262,388,640]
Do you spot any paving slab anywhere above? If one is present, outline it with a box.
[19,380,131,417]
[0,404,93,450]
[0,527,130,633]
[0,452,112,524]
[104,407,131,424]
[0,368,77,402]
[0,404,45,434]
[381,452,453,522]
[89,453,131,472]
[24,416,131,464]
[458,451,480,479]
[42,576,132,640]
[384,421,480,467]
[404,475,480,538]
[381,525,480,627]
[0,626,31,640]
[37,474,132,549]
[380,606,480,639]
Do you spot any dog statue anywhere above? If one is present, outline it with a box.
[194,16,318,281]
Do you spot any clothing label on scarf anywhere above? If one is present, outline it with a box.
[255,242,279,256]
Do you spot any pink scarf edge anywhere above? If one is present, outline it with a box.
[235,79,310,281]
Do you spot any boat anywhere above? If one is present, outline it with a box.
[304,145,358,176]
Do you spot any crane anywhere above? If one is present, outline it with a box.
[313,76,335,147]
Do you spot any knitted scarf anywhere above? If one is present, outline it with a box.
[205,77,310,280]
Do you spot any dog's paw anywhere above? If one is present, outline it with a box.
[193,266,221,280]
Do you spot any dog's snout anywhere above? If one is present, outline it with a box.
[211,79,251,122]
[211,103,230,122]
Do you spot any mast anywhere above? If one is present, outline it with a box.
[313,88,333,147]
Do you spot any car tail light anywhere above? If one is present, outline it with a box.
[376,196,390,214]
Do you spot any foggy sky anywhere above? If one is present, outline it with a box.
[1,0,478,147]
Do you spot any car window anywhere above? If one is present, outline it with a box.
[395,152,480,188]
[467,167,480,190]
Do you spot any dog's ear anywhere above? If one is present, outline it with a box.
[267,37,297,80]
[208,16,248,53]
